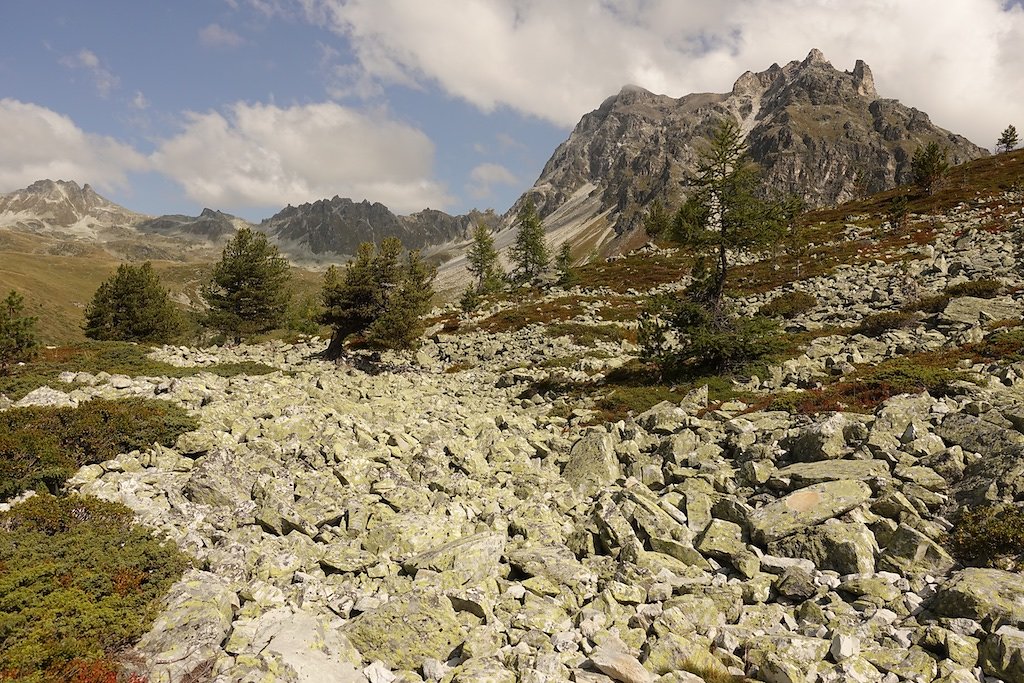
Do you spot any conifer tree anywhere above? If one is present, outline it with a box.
[509,201,549,282]
[911,141,949,196]
[466,223,504,293]
[204,228,291,343]
[0,290,37,375]
[643,200,672,239]
[84,262,184,343]
[997,125,1019,153]
[555,242,576,286]
[320,238,436,357]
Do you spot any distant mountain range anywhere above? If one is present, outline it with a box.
[0,49,990,265]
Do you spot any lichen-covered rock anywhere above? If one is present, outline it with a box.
[749,480,872,545]
[402,531,506,585]
[934,568,1024,627]
[130,570,239,683]
[981,625,1024,683]
[562,431,620,496]
[769,519,877,575]
[341,590,465,671]
[878,524,955,575]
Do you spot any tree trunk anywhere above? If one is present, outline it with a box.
[323,330,346,360]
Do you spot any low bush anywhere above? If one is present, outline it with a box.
[0,398,197,500]
[0,341,277,401]
[970,328,1024,363]
[544,322,632,347]
[946,504,1024,570]
[0,494,188,682]
[904,294,950,314]
[758,291,818,320]
[944,279,1003,299]
[854,310,919,337]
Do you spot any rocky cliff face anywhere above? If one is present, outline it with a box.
[515,49,988,247]
[261,197,499,258]
[135,208,248,243]
[0,179,143,237]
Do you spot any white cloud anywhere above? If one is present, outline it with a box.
[467,162,517,199]
[151,101,452,213]
[295,0,1024,148]
[0,99,148,192]
[59,48,119,97]
[131,91,149,110]
[199,23,245,48]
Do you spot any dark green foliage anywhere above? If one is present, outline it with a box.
[997,125,1019,154]
[944,279,1003,299]
[284,291,323,336]
[971,328,1024,363]
[555,242,576,286]
[912,141,949,195]
[460,286,482,313]
[466,224,504,293]
[204,227,291,343]
[0,290,37,376]
[905,294,951,314]
[855,310,919,337]
[640,297,784,376]
[0,494,188,682]
[947,504,1024,569]
[319,237,437,356]
[670,119,792,307]
[886,194,910,230]
[643,200,672,239]
[84,262,184,344]
[509,201,549,282]
[0,398,196,500]
[758,291,818,319]
[0,341,277,402]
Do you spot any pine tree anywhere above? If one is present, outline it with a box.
[204,228,291,343]
[320,238,436,357]
[643,200,672,239]
[466,223,504,293]
[997,125,1019,153]
[84,262,184,343]
[555,242,576,286]
[911,141,949,196]
[0,290,37,375]
[509,201,549,282]
[675,118,788,309]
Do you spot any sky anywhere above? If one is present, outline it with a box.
[1,0,1022,222]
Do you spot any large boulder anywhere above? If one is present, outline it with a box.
[562,431,620,496]
[402,532,507,585]
[934,568,1024,627]
[769,519,877,575]
[981,625,1024,683]
[341,589,465,670]
[749,480,873,545]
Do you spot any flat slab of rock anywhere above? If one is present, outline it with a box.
[749,480,872,545]
[589,643,656,683]
[402,531,506,585]
[341,589,465,671]
[562,432,620,496]
[777,460,890,487]
[934,568,1024,628]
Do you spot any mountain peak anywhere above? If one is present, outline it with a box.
[802,47,829,66]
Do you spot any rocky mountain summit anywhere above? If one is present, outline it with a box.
[0,179,143,237]
[514,49,988,250]
[262,197,499,260]
[136,208,251,243]
[8,162,1024,682]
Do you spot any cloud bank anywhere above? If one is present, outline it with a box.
[301,0,1024,147]
[151,101,452,213]
[0,99,148,192]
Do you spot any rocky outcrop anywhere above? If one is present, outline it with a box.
[512,49,987,251]
[262,198,500,258]
[0,179,142,236]
[136,208,247,243]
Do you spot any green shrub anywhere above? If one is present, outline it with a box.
[641,297,785,376]
[971,328,1024,363]
[905,294,951,314]
[758,291,818,319]
[544,322,631,347]
[944,279,1003,299]
[0,494,188,682]
[0,290,37,376]
[84,262,185,343]
[0,398,196,500]
[0,341,277,402]
[854,310,919,337]
[946,504,1024,570]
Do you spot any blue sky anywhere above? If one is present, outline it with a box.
[2,1,1023,221]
